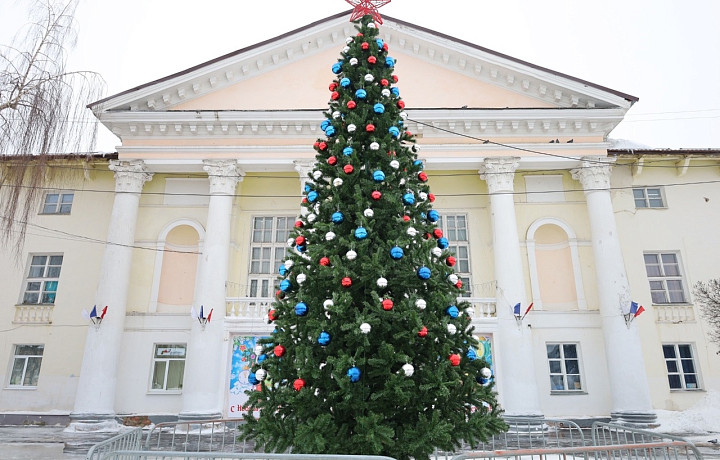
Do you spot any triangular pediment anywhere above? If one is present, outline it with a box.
[91,11,635,114]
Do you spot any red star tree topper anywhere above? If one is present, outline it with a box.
[346,0,391,24]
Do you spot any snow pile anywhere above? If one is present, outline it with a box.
[654,390,720,434]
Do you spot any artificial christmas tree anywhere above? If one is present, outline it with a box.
[241,11,507,460]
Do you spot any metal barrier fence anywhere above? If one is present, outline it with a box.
[144,419,248,453]
[100,453,397,460]
[85,427,143,460]
[592,421,696,447]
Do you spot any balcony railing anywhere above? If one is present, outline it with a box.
[14,304,53,324]
[654,304,696,323]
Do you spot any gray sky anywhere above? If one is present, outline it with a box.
[2,0,719,151]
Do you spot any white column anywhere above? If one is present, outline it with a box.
[179,160,242,420]
[479,157,543,419]
[571,157,656,426]
[293,160,315,194]
[69,160,153,430]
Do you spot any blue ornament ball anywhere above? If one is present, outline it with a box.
[343,146,354,156]
[304,184,312,193]
[248,372,259,385]
[355,89,367,99]
[390,246,404,260]
[340,77,351,87]
[347,366,361,382]
[296,245,306,253]
[476,375,489,384]
[279,265,288,276]
[467,348,477,360]
[391,87,400,97]
[321,120,330,130]
[388,126,400,138]
[373,103,385,114]
[403,193,415,205]
[332,62,343,74]
[428,210,440,222]
[437,237,449,249]
[257,354,267,363]
[280,279,292,292]
[385,57,395,67]
[376,38,384,49]
[355,227,368,239]
[295,302,308,316]
[318,331,331,346]
[447,305,459,318]
[332,212,344,224]
[414,160,424,169]
[307,191,318,202]
[417,266,431,280]
[325,126,336,137]
[373,170,386,182]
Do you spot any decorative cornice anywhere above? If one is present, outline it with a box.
[202,160,244,195]
[109,160,153,193]
[479,157,520,193]
[570,156,616,192]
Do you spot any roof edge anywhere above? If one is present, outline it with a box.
[609,148,720,155]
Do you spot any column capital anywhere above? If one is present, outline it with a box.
[479,157,520,193]
[109,160,153,193]
[570,156,616,192]
[202,160,244,195]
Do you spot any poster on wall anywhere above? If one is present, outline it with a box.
[227,335,266,418]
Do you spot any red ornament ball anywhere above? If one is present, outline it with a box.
[276,290,285,299]
[347,100,357,109]
[274,345,286,357]
[418,326,428,337]
[418,171,428,182]
[341,277,352,287]
[366,124,375,132]
[382,299,394,311]
[446,256,457,267]
[380,78,389,86]
[357,32,364,37]
[330,91,340,100]
[327,156,337,165]
[361,42,369,50]
[368,56,377,64]
[405,131,412,137]
[295,235,306,245]
[268,309,278,321]
[371,190,382,200]
[319,142,328,150]
[392,75,399,82]
[403,215,411,222]
[397,100,405,109]
[433,228,443,239]
[428,193,436,202]
[383,43,389,52]
[320,256,330,266]
[424,233,432,240]
[294,220,304,228]
[301,197,308,204]
[343,164,354,174]
[449,354,461,366]
[293,378,305,391]
[455,280,463,289]
[313,141,320,149]
[329,82,338,91]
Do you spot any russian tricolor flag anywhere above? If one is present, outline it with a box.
[630,301,645,317]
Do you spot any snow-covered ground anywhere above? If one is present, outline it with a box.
[654,391,720,436]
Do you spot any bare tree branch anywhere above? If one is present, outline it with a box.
[693,279,720,352]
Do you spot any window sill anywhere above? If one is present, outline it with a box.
[38,213,71,216]
[5,386,38,390]
[550,390,587,395]
[147,390,183,395]
[670,388,704,392]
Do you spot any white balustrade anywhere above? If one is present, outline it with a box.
[14,305,53,324]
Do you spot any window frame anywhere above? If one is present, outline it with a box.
[7,344,44,388]
[40,192,74,215]
[643,251,688,305]
[149,343,187,392]
[20,254,63,305]
[632,186,666,209]
[247,215,294,298]
[437,213,472,297]
[546,342,585,394]
[662,343,701,391]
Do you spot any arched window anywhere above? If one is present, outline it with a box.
[527,218,586,311]
[150,220,204,312]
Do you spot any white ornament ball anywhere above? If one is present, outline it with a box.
[348,124,357,133]
[399,178,406,185]
[381,88,391,97]
[402,363,415,377]
[390,160,400,169]
[300,206,309,216]
[350,57,358,66]
[325,231,336,241]
[367,22,376,29]
[466,307,475,317]
[416,299,427,310]
[377,277,388,288]
[364,73,374,82]
[287,238,295,247]
[447,323,457,334]
[284,260,294,269]
[333,177,344,187]
[448,274,459,284]
[364,208,374,217]
[307,213,317,223]
[481,367,492,378]
[432,247,442,257]
[333,111,341,119]
[370,142,380,150]
[254,345,264,355]
[419,192,428,200]
[346,36,354,44]
[313,170,323,180]
[256,369,267,381]
[296,273,307,284]
[343,46,350,53]
[400,111,408,119]
[323,299,334,309]
[346,249,357,260]
[407,227,418,237]
[314,203,321,213]
[360,322,371,334]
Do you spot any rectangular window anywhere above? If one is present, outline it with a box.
[8,345,44,387]
[546,343,583,392]
[633,187,665,208]
[643,252,687,304]
[438,214,471,296]
[663,344,700,390]
[151,344,186,391]
[248,216,293,297]
[41,192,73,214]
[22,255,63,304]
